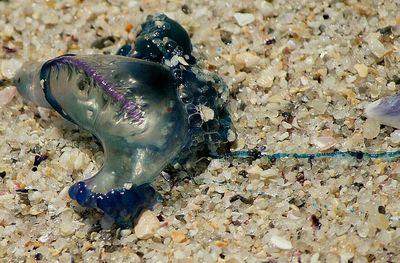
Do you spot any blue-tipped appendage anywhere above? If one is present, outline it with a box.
[69,182,158,227]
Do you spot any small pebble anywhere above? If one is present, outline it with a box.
[60,220,77,236]
[41,10,58,24]
[287,40,297,50]
[38,233,50,243]
[366,33,386,58]
[369,213,389,230]
[277,132,289,141]
[235,52,260,68]
[390,130,400,144]
[354,63,369,78]
[199,105,215,122]
[257,69,274,89]
[171,230,187,243]
[120,229,132,237]
[233,13,255,26]
[215,240,229,248]
[227,129,236,142]
[28,191,43,203]
[363,118,380,139]
[209,159,222,171]
[1,59,22,79]
[0,86,17,106]
[311,136,337,150]
[134,210,160,239]
[260,168,279,179]
[270,235,293,250]
[247,165,263,178]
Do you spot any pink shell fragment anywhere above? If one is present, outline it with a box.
[0,86,17,106]
[311,136,337,150]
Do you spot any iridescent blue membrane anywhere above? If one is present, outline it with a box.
[14,14,232,227]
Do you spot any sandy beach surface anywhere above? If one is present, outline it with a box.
[1,0,400,262]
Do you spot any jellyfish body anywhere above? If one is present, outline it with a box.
[14,14,232,226]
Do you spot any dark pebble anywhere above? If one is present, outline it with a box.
[265,38,276,45]
[33,154,48,166]
[181,4,191,14]
[309,214,321,229]
[220,30,232,45]
[378,25,394,37]
[34,253,43,260]
[353,182,364,191]
[91,36,116,49]
[238,170,248,178]
[175,214,186,223]
[229,194,253,204]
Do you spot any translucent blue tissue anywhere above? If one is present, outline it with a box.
[14,14,232,227]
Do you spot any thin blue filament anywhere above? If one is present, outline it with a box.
[220,149,400,161]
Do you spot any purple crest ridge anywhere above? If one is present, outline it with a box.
[54,56,143,123]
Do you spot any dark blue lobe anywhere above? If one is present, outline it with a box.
[116,44,132,56]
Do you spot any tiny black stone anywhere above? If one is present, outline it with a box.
[296,174,306,185]
[230,194,241,203]
[281,111,292,122]
[33,154,48,166]
[34,253,43,260]
[91,36,116,49]
[391,75,400,85]
[220,30,233,45]
[16,188,38,193]
[353,182,364,191]
[230,194,253,204]
[232,220,241,226]
[378,25,394,36]
[201,186,209,195]
[181,4,191,14]
[32,167,38,172]
[265,38,276,45]
[288,197,306,208]
[0,171,6,178]
[175,214,186,223]
[157,214,165,222]
[309,214,321,229]
[16,188,29,193]
[378,205,386,214]
[238,170,248,178]
[323,14,329,19]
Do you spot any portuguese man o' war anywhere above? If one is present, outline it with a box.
[14,14,400,227]
[15,14,232,227]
